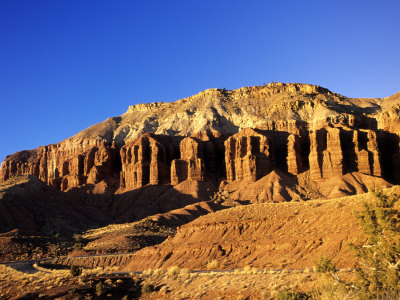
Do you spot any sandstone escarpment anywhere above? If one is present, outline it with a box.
[171,137,205,185]
[309,127,343,180]
[120,134,175,189]
[308,126,382,181]
[1,82,400,199]
[224,128,273,182]
[287,134,305,175]
[0,141,120,192]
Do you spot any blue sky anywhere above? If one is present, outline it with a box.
[1,0,399,162]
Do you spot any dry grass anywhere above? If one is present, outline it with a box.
[0,263,126,299]
[206,259,219,270]
[0,263,120,288]
[167,265,181,276]
[83,222,141,239]
[313,275,356,300]
[137,269,349,299]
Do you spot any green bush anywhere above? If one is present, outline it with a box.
[351,189,400,298]
[73,233,83,243]
[314,257,336,274]
[276,290,310,300]
[69,265,82,277]
[141,282,155,294]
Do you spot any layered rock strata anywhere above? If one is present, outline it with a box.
[224,128,273,182]
[120,134,175,189]
[309,126,382,181]
[171,137,205,185]
[0,141,119,191]
[2,83,400,195]
[0,123,392,192]
[123,194,376,271]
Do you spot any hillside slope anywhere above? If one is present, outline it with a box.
[124,188,400,271]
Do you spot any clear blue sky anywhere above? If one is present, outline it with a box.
[1,0,399,162]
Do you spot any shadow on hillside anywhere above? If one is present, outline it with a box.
[0,176,225,236]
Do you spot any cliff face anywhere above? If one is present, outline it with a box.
[308,126,381,181]
[0,141,120,192]
[1,82,399,200]
[171,137,206,185]
[120,134,175,190]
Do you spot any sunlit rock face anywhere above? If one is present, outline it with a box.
[120,134,174,189]
[1,82,400,196]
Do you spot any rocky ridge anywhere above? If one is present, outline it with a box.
[1,82,399,204]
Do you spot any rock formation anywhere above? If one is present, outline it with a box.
[1,82,400,200]
[4,81,400,271]
[224,128,273,182]
[287,134,299,175]
[309,127,343,180]
[0,141,119,192]
[308,125,382,181]
[354,129,381,176]
[120,134,175,189]
[171,137,205,185]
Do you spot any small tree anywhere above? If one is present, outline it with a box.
[141,282,156,294]
[352,189,400,297]
[313,257,353,299]
[315,257,336,274]
[73,233,84,250]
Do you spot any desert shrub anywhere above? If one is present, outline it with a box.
[95,280,108,296]
[153,268,165,276]
[314,257,336,274]
[73,233,83,242]
[251,267,259,274]
[69,265,82,277]
[206,259,219,270]
[180,268,191,274]
[73,243,83,250]
[313,275,354,300]
[167,265,181,276]
[313,257,356,299]
[276,290,310,300]
[142,269,153,276]
[351,189,400,298]
[141,282,155,293]
[73,233,84,250]
[242,265,252,273]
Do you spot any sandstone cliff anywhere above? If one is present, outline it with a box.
[1,82,400,204]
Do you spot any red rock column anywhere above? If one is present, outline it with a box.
[121,134,173,190]
[309,127,343,180]
[355,129,381,176]
[224,129,272,183]
[287,134,301,175]
[170,137,205,185]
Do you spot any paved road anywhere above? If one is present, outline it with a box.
[3,259,50,274]
[2,252,136,274]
